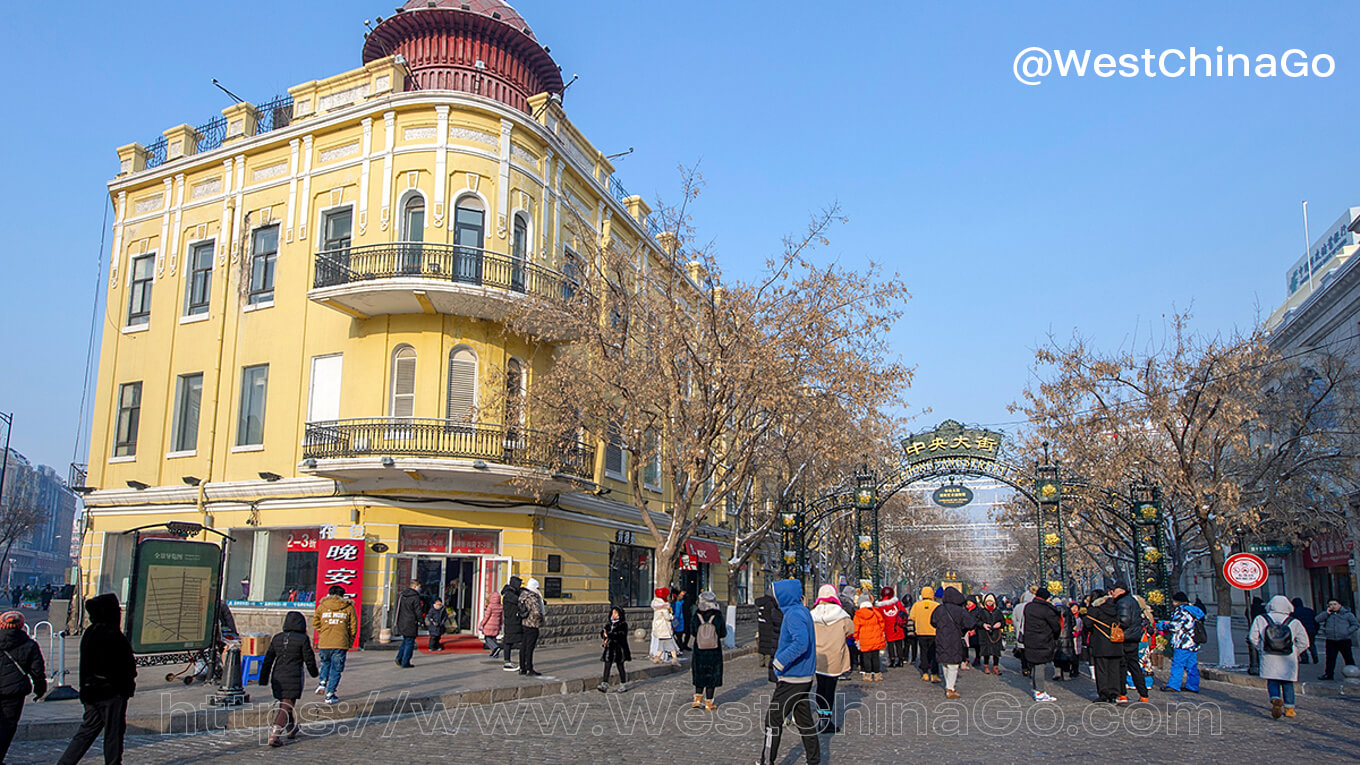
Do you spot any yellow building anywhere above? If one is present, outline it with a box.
[81,0,763,640]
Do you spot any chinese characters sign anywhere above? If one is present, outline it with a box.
[398,526,499,555]
[316,539,365,648]
[900,420,1004,466]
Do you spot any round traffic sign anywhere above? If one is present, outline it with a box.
[1224,552,1269,590]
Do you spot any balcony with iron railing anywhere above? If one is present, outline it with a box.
[299,418,596,489]
[308,242,574,327]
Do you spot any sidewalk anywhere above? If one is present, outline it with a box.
[17,623,759,742]
[1154,616,1358,697]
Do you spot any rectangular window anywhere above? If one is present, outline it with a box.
[114,382,142,457]
[643,431,661,488]
[184,241,214,316]
[604,423,624,478]
[127,254,155,326]
[322,208,353,252]
[171,373,203,453]
[237,365,269,446]
[248,225,280,305]
[608,543,653,608]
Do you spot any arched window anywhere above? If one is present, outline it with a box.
[505,358,524,426]
[390,345,417,419]
[400,194,425,273]
[453,196,485,284]
[511,213,529,292]
[447,347,478,423]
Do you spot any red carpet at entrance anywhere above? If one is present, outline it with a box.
[417,634,490,654]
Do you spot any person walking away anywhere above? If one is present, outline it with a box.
[1020,588,1062,702]
[965,598,982,668]
[909,586,940,682]
[313,584,356,704]
[1249,594,1310,718]
[874,587,907,669]
[598,606,631,692]
[1157,592,1204,693]
[1011,587,1036,677]
[393,579,423,668]
[41,587,52,612]
[518,578,545,676]
[1053,600,1077,680]
[760,579,821,765]
[852,596,886,681]
[673,589,689,653]
[690,591,727,709]
[839,584,861,674]
[651,592,680,664]
[1108,581,1149,702]
[904,609,919,666]
[930,586,977,699]
[1291,598,1319,665]
[1086,589,1124,703]
[257,611,318,747]
[1068,601,1087,679]
[977,594,1005,674]
[500,576,524,671]
[57,593,136,765]
[0,611,45,762]
[811,585,853,733]
[1246,596,1266,675]
[1314,598,1359,680]
[757,586,784,671]
[425,599,449,651]
[478,585,504,659]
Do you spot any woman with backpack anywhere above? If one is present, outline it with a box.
[1249,594,1311,719]
[689,591,726,709]
[258,611,318,747]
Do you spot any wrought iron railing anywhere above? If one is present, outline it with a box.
[608,174,631,205]
[68,463,88,490]
[312,242,567,299]
[302,419,596,479]
[143,94,294,170]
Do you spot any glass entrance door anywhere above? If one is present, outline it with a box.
[477,556,512,637]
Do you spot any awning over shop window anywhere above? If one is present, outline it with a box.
[685,539,722,565]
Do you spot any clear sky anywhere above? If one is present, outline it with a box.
[1,0,1356,476]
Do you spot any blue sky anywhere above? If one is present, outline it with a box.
[1,0,1356,475]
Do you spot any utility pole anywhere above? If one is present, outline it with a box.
[0,413,11,590]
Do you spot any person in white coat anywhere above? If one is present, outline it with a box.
[1248,595,1311,719]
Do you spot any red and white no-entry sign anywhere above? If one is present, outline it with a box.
[1224,552,1269,590]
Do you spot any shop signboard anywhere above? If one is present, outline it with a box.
[316,538,365,649]
[1304,533,1355,568]
[124,539,223,655]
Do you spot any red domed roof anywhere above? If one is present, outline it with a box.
[364,0,563,113]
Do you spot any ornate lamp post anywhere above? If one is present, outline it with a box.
[1034,443,1066,596]
[1130,478,1170,618]
[779,495,804,584]
[854,465,880,590]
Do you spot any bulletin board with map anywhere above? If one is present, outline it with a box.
[124,539,224,655]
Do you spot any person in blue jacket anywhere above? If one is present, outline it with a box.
[1157,592,1204,693]
[759,579,820,765]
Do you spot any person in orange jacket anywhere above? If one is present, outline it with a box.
[909,586,941,682]
[853,597,887,682]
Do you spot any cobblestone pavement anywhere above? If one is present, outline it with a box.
[13,654,1360,764]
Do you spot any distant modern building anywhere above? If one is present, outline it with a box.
[1264,207,1360,613]
[0,449,78,586]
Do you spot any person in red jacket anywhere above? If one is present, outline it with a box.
[875,586,908,669]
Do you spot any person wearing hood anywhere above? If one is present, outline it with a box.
[930,586,977,699]
[690,591,727,710]
[598,606,632,693]
[393,579,424,669]
[651,591,679,665]
[478,583,504,659]
[1021,588,1062,702]
[976,594,1005,674]
[874,586,907,669]
[258,611,319,747]
[852,596,886,681]
[57,593,136,765]
[1249,594,1310,718]
[1085,589,1124,703]
[518,578,546,676]
[1290,597,1318,665]
[500,576,524,671]
[1012,587,1036,677]
[0,611,45,762]
[1315,598,1360,681]
[760,579,820,765]
[908,586,940,682]
[757,585,784,671]
[811,585,853,733]
[838,584,860,674]
[1157,592,1204,693]
[313,584,356,704]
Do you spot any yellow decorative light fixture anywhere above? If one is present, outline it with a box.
[858,535,873,550]
[1147,589,1166,605]
[781,513,797,528]
[1044,532,1060,546]
[1047,580,1063,594]
[782,550,797,564]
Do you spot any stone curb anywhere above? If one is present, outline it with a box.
[18,644,757,742]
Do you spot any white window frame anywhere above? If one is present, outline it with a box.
[170,372,203,455]
[236,364,269,447]
[183,239,215,317]
[126,253,155,327]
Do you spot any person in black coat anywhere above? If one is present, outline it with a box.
[500,576,524,670]
[57,593,137,765]
[929,587,977,697]
[1022,589,1063,701]
[689,592,727,709]
[1112,584,1149,699]
[976,594,1006,674]
[394,580,424,668]
[1291,597,1320,664]
[258,611,318,747]
[0,611,46,763]
[599,606,632,691]
[756,589,783,679]
[1246,596,1266,675]
[426,600,449,651]
[1085,590,1124,703]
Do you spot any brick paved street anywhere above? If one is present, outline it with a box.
[13,652,1360,764]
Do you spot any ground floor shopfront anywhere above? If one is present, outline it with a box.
[78,483,769,642]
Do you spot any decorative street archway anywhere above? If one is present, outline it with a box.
[780,420,1074,595]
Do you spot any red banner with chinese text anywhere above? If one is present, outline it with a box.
[315,538,365,649]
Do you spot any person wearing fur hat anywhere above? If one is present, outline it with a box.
[690,591,727,709]
[0,610,45,762]
[518,578,545,676]
[812,585,853,733]
[852,596,886,681]
[875,586,907,669]
[57,593,136,765]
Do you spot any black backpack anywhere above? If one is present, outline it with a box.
[1261,614,1295,655]
[1191,614,1207,645]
